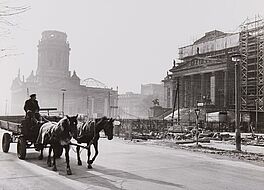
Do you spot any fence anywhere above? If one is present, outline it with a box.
[114,119,168,139]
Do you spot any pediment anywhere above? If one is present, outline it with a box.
[172,57,223,71]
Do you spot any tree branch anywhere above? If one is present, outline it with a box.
[0,2,30,60]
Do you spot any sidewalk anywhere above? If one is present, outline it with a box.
[200,140,264,154]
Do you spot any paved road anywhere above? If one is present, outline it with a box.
[1,130,264,190]
[0,130,106,190]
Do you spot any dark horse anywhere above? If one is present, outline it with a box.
[36,115,78,175]
[75,116,114,169]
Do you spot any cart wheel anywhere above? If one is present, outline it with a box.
[54,145,63,158]
[17,137,27,160]
[2,133,11,153]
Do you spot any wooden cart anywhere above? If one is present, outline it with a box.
[0,109,63,160]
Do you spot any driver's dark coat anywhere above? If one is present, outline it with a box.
[23,99,40,113]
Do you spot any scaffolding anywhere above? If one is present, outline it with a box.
[239,16,264,113]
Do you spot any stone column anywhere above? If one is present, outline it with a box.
[190,75,194,107]
[171,80,176,109]
[169,82,174,108]
[200,73,206,102]
[180,76,185,108]
[184,77,188,107]
[210,72,216,105]
[223,70,228,108]
[91,97,94,117]
[104,98,108,116]
[214,71,224,107]
[205,73,210,99]
[166,85,170,108]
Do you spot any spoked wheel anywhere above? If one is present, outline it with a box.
[2,133,11,153]
[17,136,27,160]
[54,145,63,158]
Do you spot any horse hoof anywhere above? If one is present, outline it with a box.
[88,160,93,165]
[78,160,82,166]
[38,155,43,160]
[67,169,72,175]
[47,160,52,167]
[52,167,57,171]
[87,164,93,169]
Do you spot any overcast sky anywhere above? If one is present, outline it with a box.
[1,0,264,114]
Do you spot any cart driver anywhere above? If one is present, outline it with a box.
[24,94,41,123]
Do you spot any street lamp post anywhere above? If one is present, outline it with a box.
[202,96,207,126]
[194,107,200,146]
[255,99,258,133]
[202,96,211,127]
[86,96,89,119]
[232,54,241,151]
[61,89,66,117]
[108,91,111,118]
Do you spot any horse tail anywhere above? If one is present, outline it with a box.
[36,127,42,144]
[35,126,45,151]
[36,128,47,146]
[36,122,53,145]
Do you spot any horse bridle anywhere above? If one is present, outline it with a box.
[68,119,78,138]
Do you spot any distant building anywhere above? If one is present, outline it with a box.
[118,92,147,119]
[141,83,165,107]
[118,83,165,119]
[11,30,118,117]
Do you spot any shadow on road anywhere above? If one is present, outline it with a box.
[67,164,185,190]
[11,152,185,190]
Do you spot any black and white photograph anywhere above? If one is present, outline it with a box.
[0,0,264,189]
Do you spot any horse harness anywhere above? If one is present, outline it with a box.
[48,119,71,144]
[76,120,98,149]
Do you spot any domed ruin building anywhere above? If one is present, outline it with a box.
[11,30,118,117]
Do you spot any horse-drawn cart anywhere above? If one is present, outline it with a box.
[0,109,63,160]
[0,115,30,159]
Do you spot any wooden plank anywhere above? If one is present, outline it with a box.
[0,116,24,123]
[0,120,20,133]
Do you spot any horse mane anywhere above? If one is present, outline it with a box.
[95,116,107,125]
[49,116,71,139]
[57,117,70,130]
[36,116,71,145]
[76,117,107,143]
[78,119,95,137]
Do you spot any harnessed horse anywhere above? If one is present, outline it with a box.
[36,115,78,175]
[75,116,114,169]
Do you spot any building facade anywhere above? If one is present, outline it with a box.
[164,30,237,111]
[118,92,149,119]
[11,30,118,117]
[164,25,264,131]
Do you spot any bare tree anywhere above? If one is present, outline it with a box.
[0,2,30,58]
